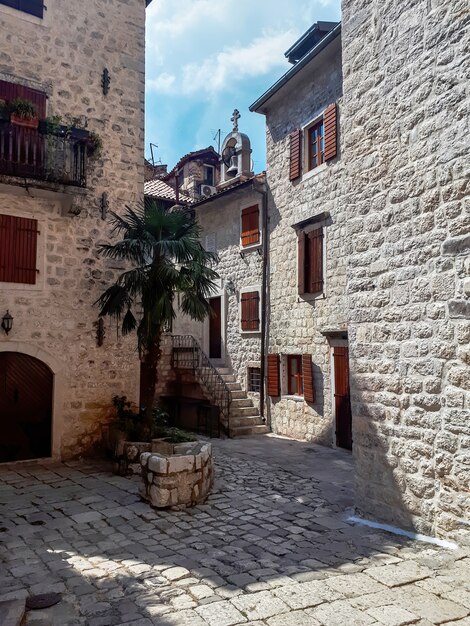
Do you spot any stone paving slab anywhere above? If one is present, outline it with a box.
[0,435,469,626]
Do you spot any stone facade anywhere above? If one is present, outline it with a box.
[256,32,346,444]
[0,0,147,459]
[342,0,470,538]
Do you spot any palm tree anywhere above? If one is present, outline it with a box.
[96,201,219,437]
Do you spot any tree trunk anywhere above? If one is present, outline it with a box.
[142,330,162,440]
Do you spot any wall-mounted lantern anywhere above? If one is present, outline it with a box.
[225,278,236,296]
[1,310,13,335]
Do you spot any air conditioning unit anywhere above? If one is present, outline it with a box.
[200,184,216,197]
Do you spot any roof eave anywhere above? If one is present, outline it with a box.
[249,22,341,114]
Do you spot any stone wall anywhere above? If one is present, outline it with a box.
[173,187,264,400]
[342,0,469,538]
[264,36,346,443]
[0,0,146,459]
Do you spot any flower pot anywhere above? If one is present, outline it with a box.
[11,113,39,129]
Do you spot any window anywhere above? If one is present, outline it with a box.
[0,0,44,18]
[247,367,261,393]
[289,102,337,181]
[0,214,39,284]
[298,227,324,295]
[307,119,324,171]
[241,204,260,248]
[287,355,303,395]
[203,164,214,186]
[240,290,260,332]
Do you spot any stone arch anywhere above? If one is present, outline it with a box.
[0,342,65,460]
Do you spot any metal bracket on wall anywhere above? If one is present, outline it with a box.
[102,68,111,96]
[101,192,109,220]
[96,318,105,347]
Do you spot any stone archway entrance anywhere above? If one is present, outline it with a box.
[0,352,53,462]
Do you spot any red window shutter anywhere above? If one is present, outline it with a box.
[298,230,306,295]
[241,291,259,331]
[241,205,260,247]
[308,229,324,293]
[302,354,315,403]
[289,129,302,180]
[323,103,337,161]
[0,80,47,118]
[0,214,38,284]
[267,353,280,397]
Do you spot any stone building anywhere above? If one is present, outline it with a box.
[250,22,349,448]
[0,0,150,462]
[165,120,268,437]
[163,147,221,202]
[342,0,469,539]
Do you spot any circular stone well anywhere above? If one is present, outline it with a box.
[139,442,213,508]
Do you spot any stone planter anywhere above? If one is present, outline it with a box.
[114,441,151,476]
[140,442,213,508]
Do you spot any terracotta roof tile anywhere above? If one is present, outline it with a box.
[144,179,194,204]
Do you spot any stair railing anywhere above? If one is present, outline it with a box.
[171,334,231,436]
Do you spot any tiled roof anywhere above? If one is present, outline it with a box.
[191,173,266,208]
[144,178,193,204]
[164,147,220,180]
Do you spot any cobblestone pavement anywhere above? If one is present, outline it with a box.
[0,435,469,626]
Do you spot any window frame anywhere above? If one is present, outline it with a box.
[239,286,261,334]
[202,164,215,186]
[297,223,326,298]
[306,118,325,171]
[286,355,303,396]
[247,366,261,393]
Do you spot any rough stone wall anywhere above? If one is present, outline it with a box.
[0,0,146,459]
[264,38,346,444]
[173,189,263,397]
[342,0,469,538]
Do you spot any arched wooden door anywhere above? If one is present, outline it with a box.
[0,352,53,462]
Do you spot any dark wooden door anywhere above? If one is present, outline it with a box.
[0,352,53,462]
[209,297,222,359]
[333,346,352,450]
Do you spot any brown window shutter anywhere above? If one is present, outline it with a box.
[302,354,315,403]
[241,291,259,331]
[298,230,306,295]
[308,229,324,293]
[241,205,260,247]
[323,103,337,161]
[267,353,280,397]
[0,214,38,284]
[289,129,302,180]
[0,80,47,118]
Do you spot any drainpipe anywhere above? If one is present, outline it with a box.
[252,176,268,424]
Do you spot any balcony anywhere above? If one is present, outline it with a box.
[0,122,88,188]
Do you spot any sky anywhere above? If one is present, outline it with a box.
[145,0,341,173]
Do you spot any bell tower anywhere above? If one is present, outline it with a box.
[219,109,253,187]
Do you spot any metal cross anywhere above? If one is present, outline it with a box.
[231,109,240,132]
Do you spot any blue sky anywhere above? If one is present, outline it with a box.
[145,0,341,172]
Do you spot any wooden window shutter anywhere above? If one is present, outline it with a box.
[0,79,47,118]
[323,102,337,161]
[308,229,324,293]
[298,230,306,295]
[302,354,315,403]
[289,129,302,180]
[241,205,260,247]
[0,214,39,284]
[267,353,280,397]
[241,291,259,331]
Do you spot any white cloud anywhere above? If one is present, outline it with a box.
[179,31,295,95]
[148,72,176,94]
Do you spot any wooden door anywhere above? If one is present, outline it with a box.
[333,346,352,450]
[209,297,222,359]
[0,352,53,462]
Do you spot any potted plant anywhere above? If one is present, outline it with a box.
[9,98,39,129]
[39,114,66,136]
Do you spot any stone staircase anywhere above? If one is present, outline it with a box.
[217,367,269,437]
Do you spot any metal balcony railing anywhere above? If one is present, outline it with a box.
[0,123,88,187]
[171,334,231,435]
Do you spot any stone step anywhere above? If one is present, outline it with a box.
[216,367,232,375]
[230,406,260,417]
[230,415,264,427]
[0,599,26,626]
[226,382,242,391]
[230,424,270,437]
[218,373,236,383]
[230,398,253,408]
[230,390,247,400]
